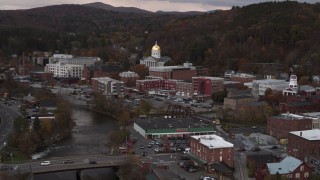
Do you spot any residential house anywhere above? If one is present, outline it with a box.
[259,156,312,180]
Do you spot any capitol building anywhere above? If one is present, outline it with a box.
[140,42,171,68]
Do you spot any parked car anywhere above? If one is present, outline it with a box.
[251,147,260,152]
[147,144,153,148]
[180,155,190,160]
[270,145,278,149]
[139,145,145,149]
[62,160,74,164]
[237,147,246,152]
[141,152,148,156]
[88,161,97,164]
[188,167,198,172]
[41,161,51,166]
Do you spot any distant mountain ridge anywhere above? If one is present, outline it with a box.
[83,2,204,15]
[83,2,153,14]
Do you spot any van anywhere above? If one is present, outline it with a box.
[183,148,190,154]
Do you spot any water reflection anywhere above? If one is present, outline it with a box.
[34,107,119,180]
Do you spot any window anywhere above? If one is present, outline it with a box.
[300,165,304,171]
[295,173,300,178]
[304,172,309,178]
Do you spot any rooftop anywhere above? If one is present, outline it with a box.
[191,134,233,149]
[267,156,302,175]
[273,113,313,121]
[290,129,320,141]
[135,116,213,130]
[226,95,254,100]
[193,76,224,81]
[91,77,123,83]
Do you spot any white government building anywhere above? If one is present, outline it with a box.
[45,54,100,78]
[140,42,171,68]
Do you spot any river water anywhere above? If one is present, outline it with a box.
[34,107,119,180]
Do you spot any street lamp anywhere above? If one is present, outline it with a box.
[3,142,13,164]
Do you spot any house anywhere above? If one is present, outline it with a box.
[246,154,279,178]
[22,94,37,106]
[312,75,320,86]
[260,156,312,180]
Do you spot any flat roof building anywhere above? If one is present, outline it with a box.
[189,135,234,168]
[133,117,215,139]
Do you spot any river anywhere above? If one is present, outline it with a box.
[34,107,119,180]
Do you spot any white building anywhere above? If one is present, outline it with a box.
[249,79,288,98]
[45,62,82,78]
[140,42,171,68]
[91,77,124,96]
[302,112,320,129]
[283,74,298,96]
[45,54,100,78]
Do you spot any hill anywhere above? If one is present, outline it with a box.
[83,2,152,14]
[0,1,319,77]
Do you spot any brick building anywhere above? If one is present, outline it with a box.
[136,79,176,93]
[230,73,256,84]
[223,95,255,111]
[29,71,53,82]
[82,63,123,83]
[119,71,139,87]
[280,95,320,113]
[267,113,313,140]
[288,129,320,171]
[189,135,234,168]
[148,65,196,81]
[192,76,224,97]
[176,81,193,98]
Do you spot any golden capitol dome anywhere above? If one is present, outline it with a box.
[152,42,160,51]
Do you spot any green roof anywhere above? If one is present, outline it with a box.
[146,127,215,134]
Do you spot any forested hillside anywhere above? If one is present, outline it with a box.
[0,1,319,76]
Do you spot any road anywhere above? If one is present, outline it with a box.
[0,102,22,151]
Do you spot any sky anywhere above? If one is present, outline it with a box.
[0,0,318,12]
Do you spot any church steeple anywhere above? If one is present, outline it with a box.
[289,68,298,90]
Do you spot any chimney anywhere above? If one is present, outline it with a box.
[300,131,302,136]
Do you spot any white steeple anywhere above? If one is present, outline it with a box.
[289,74,298,90]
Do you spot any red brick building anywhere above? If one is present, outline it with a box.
[136,79,176,93]
[176,81,193,98]
[279,95,320,113]
[119,71,139,87]
[190,135,234,168]
[29,71,53,82]
[82,63,123,83]
[149,66,196,81]
[267,113,313,140]
[192,76,224,97]
[259,156,312,180]
[288,129,320,171]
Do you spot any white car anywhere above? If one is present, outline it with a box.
[41,161,51,166]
